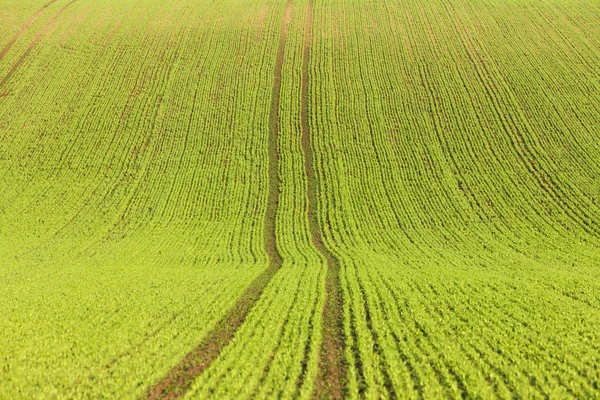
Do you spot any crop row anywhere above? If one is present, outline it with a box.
[308,0,600,397]
[0,0,288,397]
[1,0,600,398]
[186,1,326,397]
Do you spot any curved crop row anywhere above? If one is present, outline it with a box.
[1,0,600,398]
[0,0,282,397]
[309,0,600,397]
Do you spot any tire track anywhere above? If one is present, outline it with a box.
[0,0,76,91]
[301,4,347,399]
[0,0,58,62]
[143,1,293,398]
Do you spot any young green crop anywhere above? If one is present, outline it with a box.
[308,0,600,396]
[1,0,279,397]
[185,2,325,397]
[1,0,600,398]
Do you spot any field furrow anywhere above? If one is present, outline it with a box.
[0,0,58,62]
[1,0,600,398]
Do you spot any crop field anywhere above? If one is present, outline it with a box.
[1,0,600,398]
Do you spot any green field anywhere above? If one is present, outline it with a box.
[1,0,600,398]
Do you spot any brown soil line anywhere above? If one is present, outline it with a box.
[0,0,77,91]
[301,4,347,400]
[142,265,280,400]
[0,0,58,62]
[266,0,293,270]
[143,1,293,399]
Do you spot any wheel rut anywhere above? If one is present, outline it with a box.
[0,0,58,62]
[0,0,76,91]
[142,0,292,398]
[301,4,347,399]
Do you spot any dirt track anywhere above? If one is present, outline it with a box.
[0,0,77,91]
[143,1,294,398]
[300,4,347,399]
[0,0,58,62]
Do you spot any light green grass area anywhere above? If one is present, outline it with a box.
[1,0,599,398]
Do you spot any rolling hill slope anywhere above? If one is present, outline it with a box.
[1,0,599,398]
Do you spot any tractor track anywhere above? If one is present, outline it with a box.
[300,3,347,399]
[0,0,77,91]
[142,1,293,398]
[0,0,58,62]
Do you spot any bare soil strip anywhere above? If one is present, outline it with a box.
[301,4,347,399]
[143,1,293,399]
[0,0,58,62]
[0,0,76,91]
[143,265,281,400]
